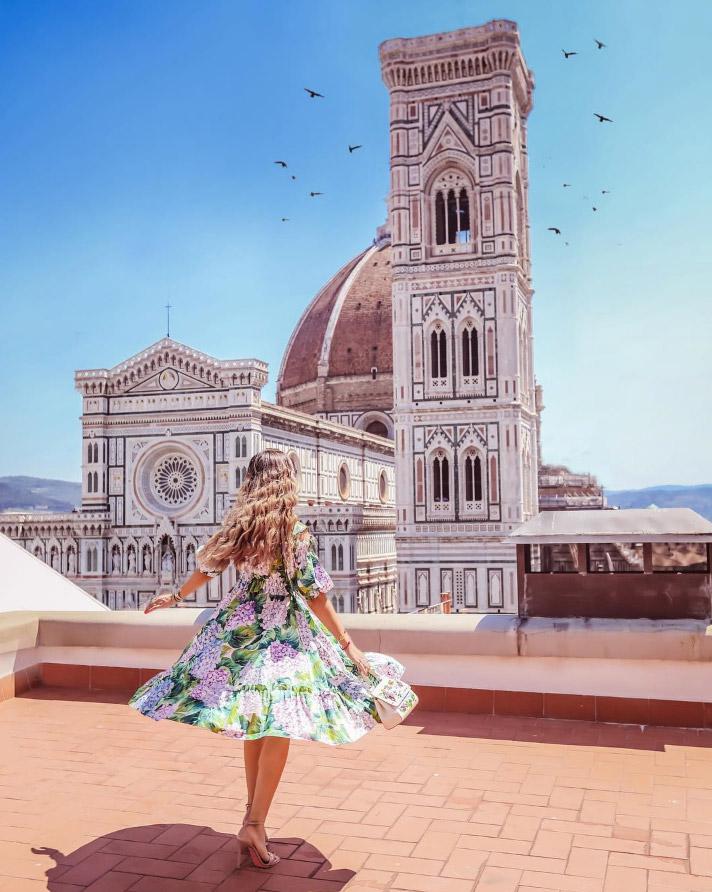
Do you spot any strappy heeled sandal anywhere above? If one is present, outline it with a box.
[242,801,270,844]
[237,819,280,869]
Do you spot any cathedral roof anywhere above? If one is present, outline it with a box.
[276,237,394,412]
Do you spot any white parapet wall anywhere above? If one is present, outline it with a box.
[3,610,712,705]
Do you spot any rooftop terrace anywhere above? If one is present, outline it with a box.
[5,611,712,890]
[5,685,712,892]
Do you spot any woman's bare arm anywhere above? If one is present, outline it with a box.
[306,592,371,675]
[144,569,213,613]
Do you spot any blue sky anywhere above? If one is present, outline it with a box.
[0,0,710,490]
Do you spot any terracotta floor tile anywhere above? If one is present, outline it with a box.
[11,692,712,892]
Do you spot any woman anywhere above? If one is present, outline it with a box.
[128,448,405,870]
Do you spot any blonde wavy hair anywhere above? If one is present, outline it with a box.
[197,448,299,576]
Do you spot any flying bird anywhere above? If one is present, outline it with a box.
[274,161,288,168]
[280,218,289,222]
[348,144,362,153]
[304,88,324,98]
[601,189,610,194]
[291,175,297,180]
[547,227,561,235]
[562,183,572,188]
[594,113,614,123]
[562,49,577,58]
[564,241,570,246]
[595,39,606,49]
[309,191,323,197]
[592,206,598,212]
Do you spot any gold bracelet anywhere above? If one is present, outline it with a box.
[337,632,351,649]
[173,590,185,603]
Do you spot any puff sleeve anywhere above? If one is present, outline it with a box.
[195,544,230,578]
[293,528,334,600]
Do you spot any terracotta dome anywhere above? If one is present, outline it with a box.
[276,231,394,437]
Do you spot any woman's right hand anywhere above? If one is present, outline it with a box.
[144,592,177,614]
[344,641,372,677]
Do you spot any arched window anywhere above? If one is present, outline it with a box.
[88,473,93,493]
[338,544,344,571]
[365,420,389,438]
[461,326,479,377]
[87,443,93,464]
[432,455,450,503]
[93,471,98,493]
[435,191,445,243]
[430,327,447,380]
[331,544,337,570]
[241,435,247,458]
[446,189,458,243]
[93,442,99,463]
[235,467,241,489]
[433,172,474,246]
[464,454,483,502]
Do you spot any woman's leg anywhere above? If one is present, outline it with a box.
[240,737,290,859]
[243,738,265,814]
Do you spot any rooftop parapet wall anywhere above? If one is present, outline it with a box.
[5,612,712,725]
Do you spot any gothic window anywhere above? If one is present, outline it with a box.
[235,467,241,488]
[93,442,99,463]
[430,326,448,380]
[87,443,93,464]
[435,191,445,243]
[331,544,337,570]
[338,544,344,571]
[338,463,350,500]
[93,471,98,493]
[432,170,475,248]
[432,454,450,503]
[461,323,480,378]
[88,473,93,493]
[465,454,483,502]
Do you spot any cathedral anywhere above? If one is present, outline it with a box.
[1,19,602,613]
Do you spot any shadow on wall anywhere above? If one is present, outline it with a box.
[35,823,354,889]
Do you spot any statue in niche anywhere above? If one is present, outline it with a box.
[67,549,76,575]
[50,549,59,571]
[142,546,153,574]
[186,547,196,573]
[161,550,174,575]
[112,548,121,574]
[127,548,136,574]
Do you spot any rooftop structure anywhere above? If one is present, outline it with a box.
[513,509,712,621]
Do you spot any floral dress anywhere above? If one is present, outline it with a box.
[128,521,405,746]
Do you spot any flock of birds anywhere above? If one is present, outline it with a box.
[275,41,616,245]
[273,88,361,222]
[547,38,615,247]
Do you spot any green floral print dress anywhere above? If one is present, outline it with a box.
[128,521,405,746]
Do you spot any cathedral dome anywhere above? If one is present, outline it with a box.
[276,230,394,437]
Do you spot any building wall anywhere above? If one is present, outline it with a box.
[1,339,396,613]
[380,20,539,613]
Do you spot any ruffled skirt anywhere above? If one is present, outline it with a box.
[127,582,404,746]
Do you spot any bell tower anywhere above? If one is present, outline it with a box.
[380,20,539,613]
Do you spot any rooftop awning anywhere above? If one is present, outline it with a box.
[510,508,712,544]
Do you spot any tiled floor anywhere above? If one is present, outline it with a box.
[3,691,712,891]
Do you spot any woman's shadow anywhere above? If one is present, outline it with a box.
[33,822,354,890]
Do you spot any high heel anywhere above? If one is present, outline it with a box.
[237,819,279,869]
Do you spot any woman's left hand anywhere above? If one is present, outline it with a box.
[344,641,371,677]
[144,592,177,614]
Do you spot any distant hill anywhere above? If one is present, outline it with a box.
[0,476,81,513]
[605,484,712,521]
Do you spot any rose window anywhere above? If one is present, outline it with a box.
[151,455,198,507]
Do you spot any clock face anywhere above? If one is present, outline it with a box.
[158,368,179,390]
